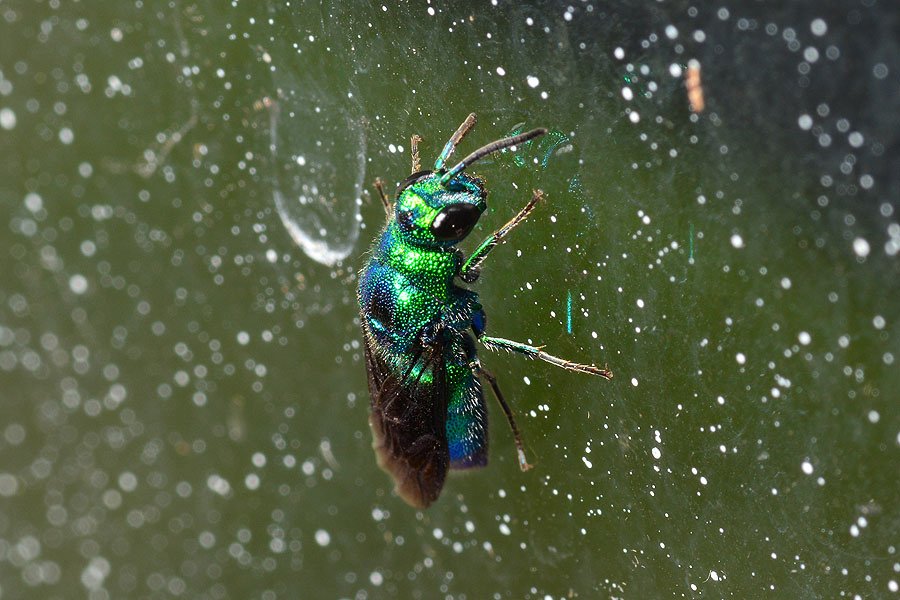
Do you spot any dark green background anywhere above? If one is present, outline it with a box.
[1,1,898,598]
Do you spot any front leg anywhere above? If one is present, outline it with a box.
[373,178,392,218]
[410,134,422,173]
[459,189,543,283]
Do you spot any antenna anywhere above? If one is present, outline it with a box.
[440,128,547,184]
[434,113,478,171]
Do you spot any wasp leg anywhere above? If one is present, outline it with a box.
[410,134,422,173]
[474,361,532,471]
[460,189,544,283]
[373,178,392,217]
[479,334,613,379]
[434,113,477,171]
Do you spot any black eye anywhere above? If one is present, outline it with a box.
[430,204,481,241]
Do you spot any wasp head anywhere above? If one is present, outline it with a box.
[394,171,486,247]
[391,116,546,249]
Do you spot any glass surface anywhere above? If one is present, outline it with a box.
[1,2,897,598]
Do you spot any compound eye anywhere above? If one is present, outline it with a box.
[430,204,481,241]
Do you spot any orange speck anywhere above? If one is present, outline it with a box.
[686,59,705,113]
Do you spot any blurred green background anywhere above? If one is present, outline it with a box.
[1,1,898,598]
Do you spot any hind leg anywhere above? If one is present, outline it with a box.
[474,361,532,471]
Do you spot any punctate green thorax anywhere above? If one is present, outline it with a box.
[370,221,465,338]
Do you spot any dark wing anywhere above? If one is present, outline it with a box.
[363,325,450,509]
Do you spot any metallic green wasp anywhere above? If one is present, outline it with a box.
[358,113,612,508]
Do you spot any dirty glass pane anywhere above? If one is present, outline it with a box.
[1,2,897,598]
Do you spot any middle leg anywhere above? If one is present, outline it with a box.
[479,334,613,379]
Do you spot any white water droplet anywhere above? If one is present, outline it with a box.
[315,529,331,546]
[69,274,88,295]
